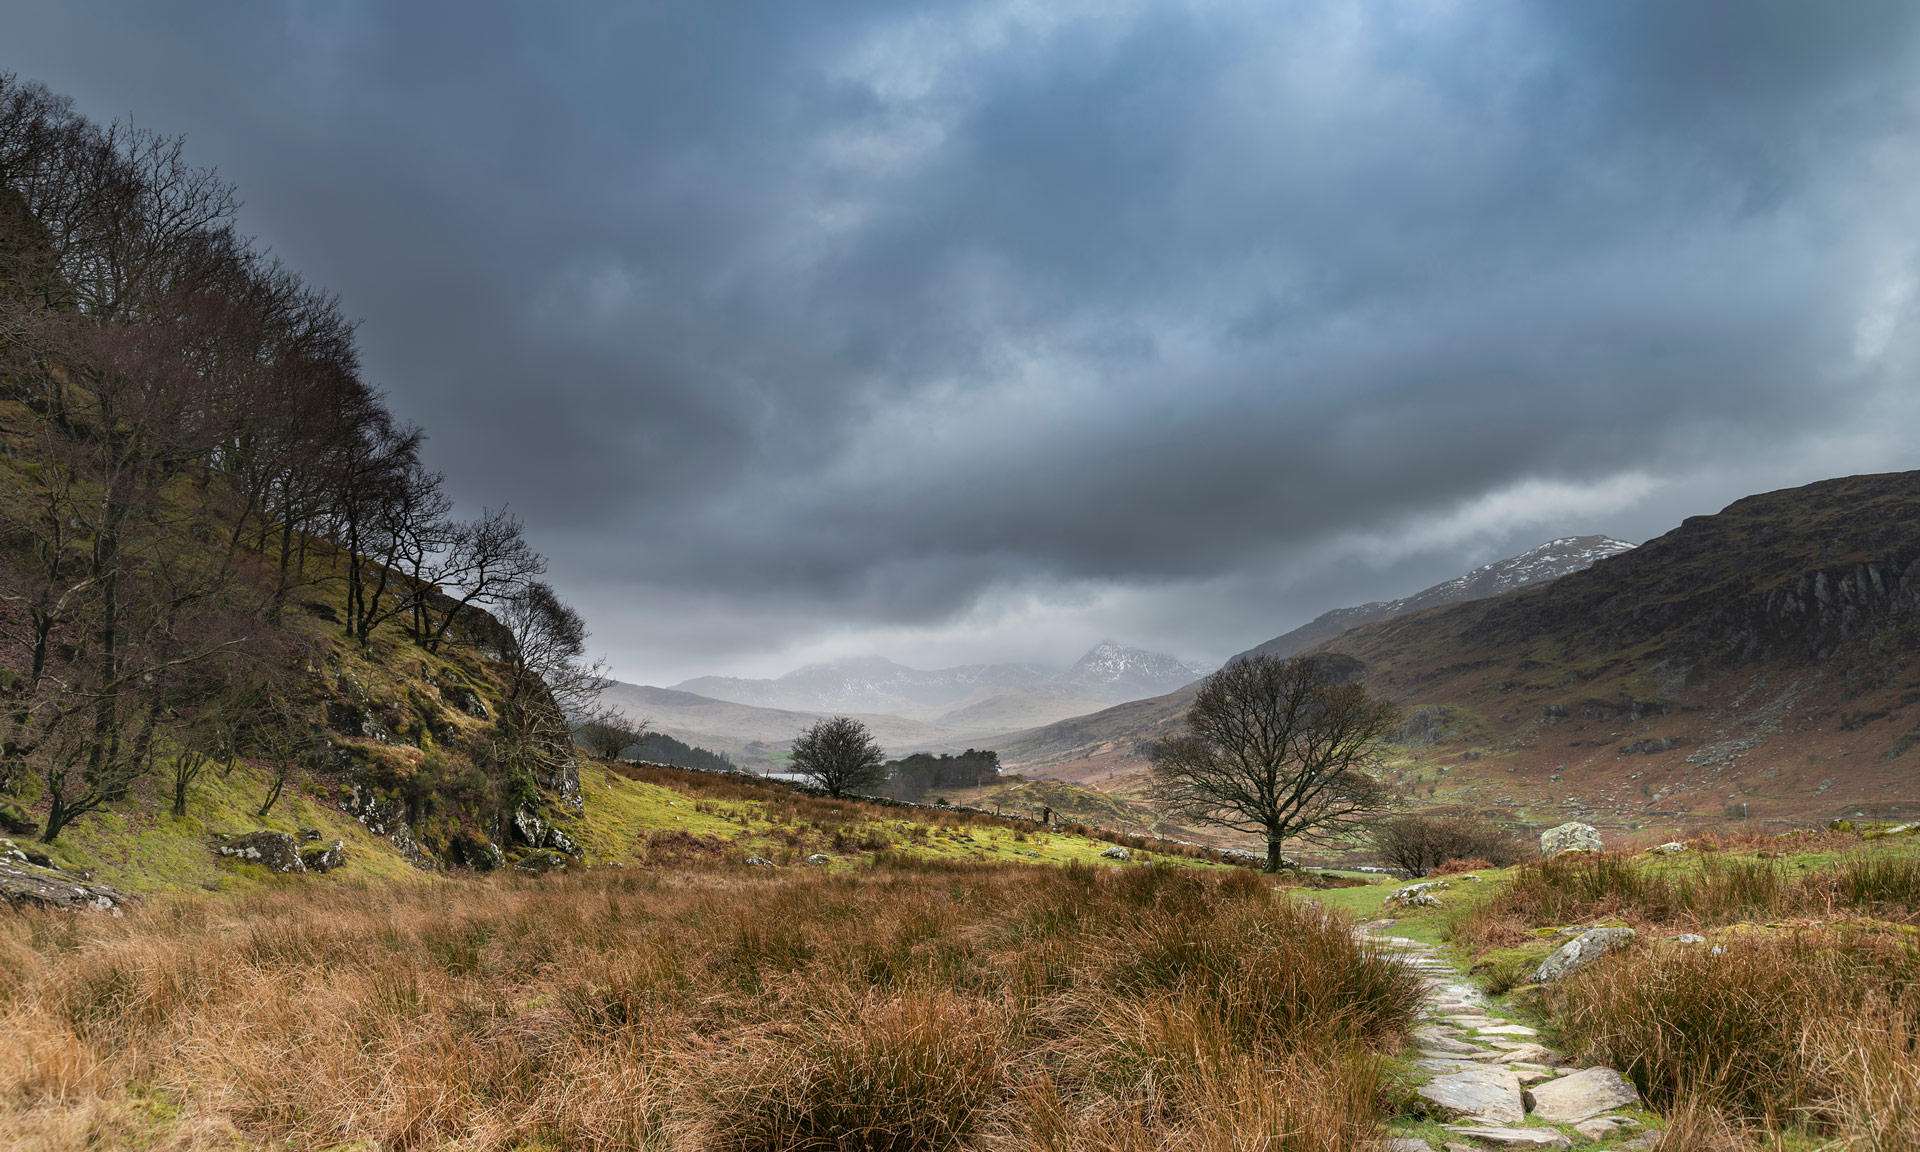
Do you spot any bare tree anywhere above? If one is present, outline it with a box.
[414,506,545,652]
[790,716,886,798]
[1150,654,1397,872]
[575,708,647,761]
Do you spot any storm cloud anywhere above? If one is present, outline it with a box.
[10,1,1920,682]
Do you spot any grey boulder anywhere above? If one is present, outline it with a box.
[218,831,305,873]
[1540,821,1603,857]
[1524,1067,1640,1123]
[299,839,348,872]
[1534,927,1634,983]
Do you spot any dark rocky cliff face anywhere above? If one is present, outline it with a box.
[1459,471,1920,676]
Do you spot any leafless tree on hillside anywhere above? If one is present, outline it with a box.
[1150,653,1397,872]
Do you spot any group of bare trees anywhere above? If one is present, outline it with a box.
[0,75,580,841]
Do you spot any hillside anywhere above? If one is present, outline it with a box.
[993,535,1637,783]
[1230,535,1636,663]
[1312,470,1920,834]
[594,680,993,767]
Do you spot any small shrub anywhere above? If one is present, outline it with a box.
[1370,813,1521,877]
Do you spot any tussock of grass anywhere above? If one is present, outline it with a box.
[0,860,1421,1150]
[1553,928,1920,1123]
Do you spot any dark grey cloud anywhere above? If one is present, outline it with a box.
[8,1,1920,681]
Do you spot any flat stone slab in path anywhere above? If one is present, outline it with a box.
[1445,1125,1573,1148]
[1416,1067,1526,1124]
[1525,1066,1641,1122]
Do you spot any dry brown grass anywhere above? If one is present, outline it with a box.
[0,860,1423,1150]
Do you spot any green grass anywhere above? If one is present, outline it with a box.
[43,758,430,894]
[572,760,1234,873]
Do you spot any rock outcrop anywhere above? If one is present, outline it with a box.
[1539,822,1602,857]
[217,831,306,873]
[0,842,129,913]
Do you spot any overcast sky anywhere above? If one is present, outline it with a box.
[9,1,1920,685]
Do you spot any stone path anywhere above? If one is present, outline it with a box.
[1357,919,1652,1151]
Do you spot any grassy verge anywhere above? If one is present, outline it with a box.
[0,860,1424,1150]
[1437,829,1920,1149]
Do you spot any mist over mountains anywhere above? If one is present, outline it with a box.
[674,642,1211,719]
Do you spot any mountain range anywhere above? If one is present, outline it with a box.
[992,534,1640,781]
[996,471,1920,837]
[673,642,1210,723]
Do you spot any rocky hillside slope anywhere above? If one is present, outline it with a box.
[1321,470,1920,833]
[993,536,1639,783]
[1231,536,1636,663]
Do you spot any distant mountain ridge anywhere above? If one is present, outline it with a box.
[1231,535,1636,663]
[673,642,1208,717]
[996,534,1639,781]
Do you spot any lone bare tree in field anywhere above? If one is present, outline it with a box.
[790,716,886,798]
[1150,653,1397,872]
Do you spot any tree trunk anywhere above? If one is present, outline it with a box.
[1265,836,1286,874]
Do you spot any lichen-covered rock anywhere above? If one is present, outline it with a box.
[511,804,547,848]
[0,859,130,914]
[514,849,570,873]
[545,826,581,857]
[1648,841,1689,854]
[299,840,347,872]
[439,682,489,719]
[464,841,506,871]
[806,853,830,865]
[1387,880,1450,908]
[0,802,39,836]
[217,831,306,873]
[1099,846,1131,860]
[1533,927,1634,982]
[745,855,774,869]
[1540,822,1603,857]
[536,756,583,813]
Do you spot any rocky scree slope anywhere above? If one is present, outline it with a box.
[1318,470,1920,830]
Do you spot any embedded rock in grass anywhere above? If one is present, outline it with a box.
[1443,1126,1571,1149]
[298,827,322,842]
[1416,1068,1526,1124]
[1533,927,1633,983]
[1523,1067,1639,1123]
[1387,879,1450,908]
[806,853,830,865]
[1386,1139,1435,1152]
[514,849,570,873]
[545,826,581,856]
[0,859,131,914]
[217,831,306,873]
[1648,841,1688,854]
[1664,933,1706,944]
[1100,846,1131,860]
[1540,822,1602,857]
[745,856,774,868]
[299,839,348,872]
[0,802,39,836]
[1572,1116,1637,1140]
